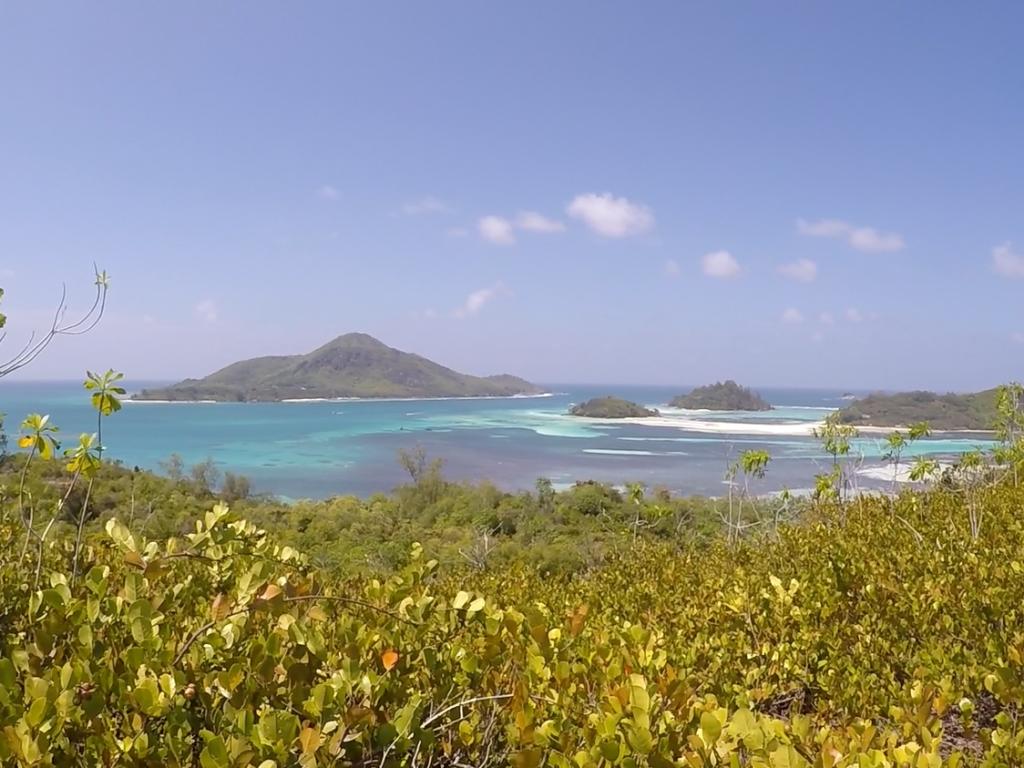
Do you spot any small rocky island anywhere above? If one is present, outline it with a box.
[669,381,773,411]
[569,396,660,418]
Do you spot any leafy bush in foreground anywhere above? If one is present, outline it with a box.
[2,478,1024,765]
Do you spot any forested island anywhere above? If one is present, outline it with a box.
[669,380,773,411]
[134,333,543,401]
[837,388,1000,430]
[569,396,659,418]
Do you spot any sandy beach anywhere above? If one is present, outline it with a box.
[577,413,825,436]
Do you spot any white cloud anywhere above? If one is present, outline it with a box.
[317,185,339,200]
[845,307,864,323]
[515,211,565,233]
[423,308,438,320]
[566,193,654,238]
[453,285,502,319]
[993,242,1024,278]
[478,216,516,245]
[195,299,218,323]
[849,227,905,253]
[797,218,849,238]
[702,250,741,279]
[782,307,804,324]
[1012,332,1024,344]
[777,258,818,283]
[811,330,825,343]
[797,218,905,253]
[402,196,452,216]
[664,259,681,277]
[818,312,835,325]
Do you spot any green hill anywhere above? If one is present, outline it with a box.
[569,396,659,418]
[837,388,1000,430]
[134,333,543,401]
[669,380,773,411]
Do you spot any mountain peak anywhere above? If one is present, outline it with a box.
[134,333,542,401]
[320,332,389,349]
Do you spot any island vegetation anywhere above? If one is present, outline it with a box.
[134,333,543,402]
[670,380,773,411]
[569,396,659,419]
[838,388,1000,431]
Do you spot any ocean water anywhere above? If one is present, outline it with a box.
[0,382,996,499]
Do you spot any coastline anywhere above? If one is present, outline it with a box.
[847,424,996,435]
[126,392,557,405]
[575,413,997,438]
[572,414,824,436]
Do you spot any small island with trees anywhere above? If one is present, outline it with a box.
[569,396,660,418]
[669,380,773,411]
[837,388,1000,431]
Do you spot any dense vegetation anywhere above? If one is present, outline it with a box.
[569,397,659,419]
[135,333,541,402]
[838,389,999,431]
[0,454,730,577]
[4,373,1024,765]
[669,381,772,411]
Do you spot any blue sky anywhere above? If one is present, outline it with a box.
[1,2,1022,390]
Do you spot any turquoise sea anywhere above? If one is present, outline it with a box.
[0,382,996,499]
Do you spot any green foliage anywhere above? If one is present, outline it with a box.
[909,455,940,482]
[738,449,771,479]
[723,450,780,544]
[993,382,1024,485]
[5,472,1024,763]
[813,413,860,501]
[3,450,736,577]
[84,369,126,417]
[17,415,60,460]
[670,381,773,411]
[839,389,1000,430]
[884,422,931,489]
[569,397,659,418]
[814,412,858,462]
[63,433,101,478]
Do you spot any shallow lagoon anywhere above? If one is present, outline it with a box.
[0,382,995,499]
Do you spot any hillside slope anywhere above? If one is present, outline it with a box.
[134,333,543,401]
[837,388,999,430]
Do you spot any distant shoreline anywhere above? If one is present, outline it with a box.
[578,408,997,438]
[126,392,557,405]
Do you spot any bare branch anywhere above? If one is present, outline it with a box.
[0,267,109,378]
